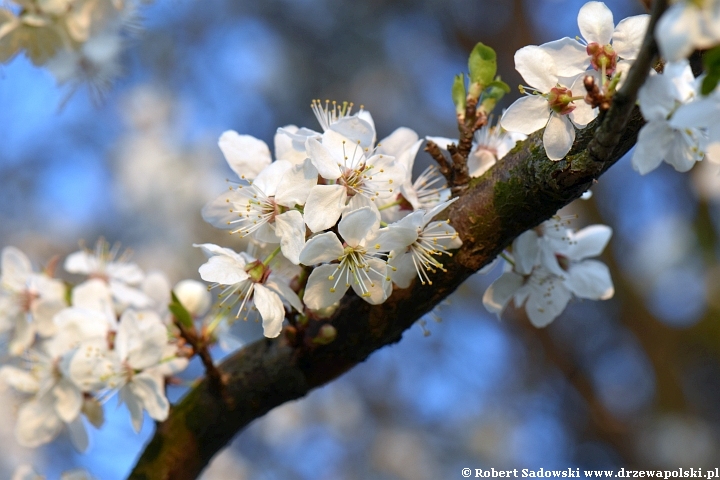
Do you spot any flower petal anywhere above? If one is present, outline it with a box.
[578,1,614,45]
[638,74,679,121]
[16,394,63,447]
[252,159,292,197]
[525,278,572,328]
[67,416,88,452]
[218,131,272,180]
[275,158,318,207]
[0,366,40,394]
[304,184,347,233]
[254,284,285,338]
[303,264,349,310]
[566,225,612,260]
[350,257,389,305]
[369,226,417,254]
[513,230,539,275]
[655,3,702,62]
[539,37,588,77]
[514,45,558,91]
[566,260,614,300]
[274,210,307,265]
[500,95,550,135]
[198,255,249,285]
[338,206,380,247]
[53,378,83,423]
[299,231,344,266]
[1,246,31,290]
[265,277,304,313]
[306,136,342,180]
[483,271,524,316]
[388,251,417,289]
[330,116,375,150]
[543,113,575,161]
[612,14,650,60]
[631,121,673,175]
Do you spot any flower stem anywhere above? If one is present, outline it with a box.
[499,251,515,266]
[263,246,282,266]
[378,199,402,211]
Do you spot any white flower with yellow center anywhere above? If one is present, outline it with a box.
[500,45,598,161]
[387,199,463,288]
[194,243,303,338]
[301,207,416,310]
[304,129,406,232]
[202,158,315,265]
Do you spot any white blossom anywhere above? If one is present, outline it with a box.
[64,240,152,309]
[300,207,415,309]
[0,246,66,355]
[538,2,648,83]
[195,243,303,338]
[656,0,720,62]
[483,219,614,327]
[500,45,597,161]
[387,199,462,288]
[202,141,312,265]
[303,128,405,232]
[633,61,706,174]
[110,309,179,432]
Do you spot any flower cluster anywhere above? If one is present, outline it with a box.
[483,217,614,327]
[198,101,462,336]
[0,0,136,95]
[0,241,203,449]
[500,1,649,160]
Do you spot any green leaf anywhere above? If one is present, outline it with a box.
[170,291,194,328]
[480,78,510,113]
[468,43,497,87]
[452,73,466,115]
[486,79,510,94]
[702,46,720,95]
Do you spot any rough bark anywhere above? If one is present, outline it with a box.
[128,2,666,478]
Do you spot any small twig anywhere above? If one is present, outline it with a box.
[424,139,453,183]
[447,143,470,194]
[174,319,229,403]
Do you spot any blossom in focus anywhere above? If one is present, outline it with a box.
[202,132,312,264]
[387,199,462,288]
[500,45,597,161]
[300,207,415,310]
[303,128,405,232]
[538,2,648,83]
[195,243,303,338]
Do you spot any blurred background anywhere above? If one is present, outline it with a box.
[7,0,720,478]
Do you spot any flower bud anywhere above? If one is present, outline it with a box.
[173,279,211,317]
[312,324,337,345]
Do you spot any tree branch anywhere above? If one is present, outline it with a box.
[128,2,666,477]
